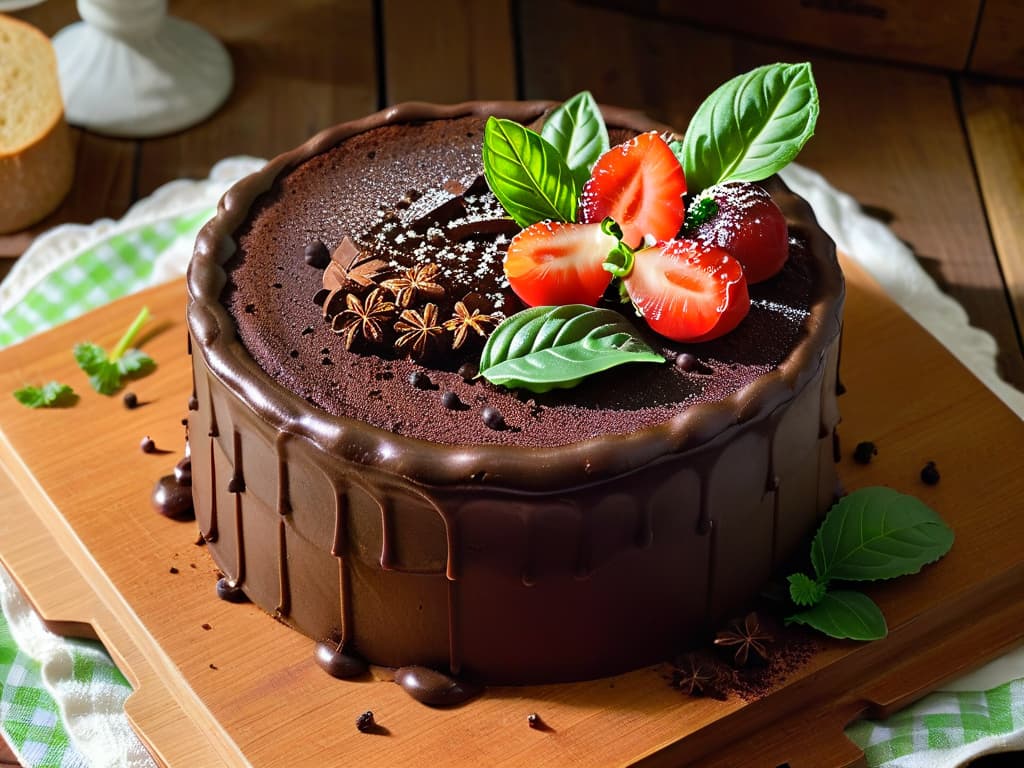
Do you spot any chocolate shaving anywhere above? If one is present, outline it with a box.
[445,217,521,242]
[410,196,468,234]
[465,174,489,197]
[323,236,392,291]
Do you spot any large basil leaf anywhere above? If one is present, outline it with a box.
[483,117,578,227]
[680,62,819,192]
[478,305,664,393]
[811,487,955,583]
[787,590,887,641]
[541,91,609,189]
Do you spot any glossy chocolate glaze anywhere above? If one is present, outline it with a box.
[187,101,844,684]
[394,665,482,707]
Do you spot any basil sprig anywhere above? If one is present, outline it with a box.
[482,117,578,228]
[679,62,819,193]
[540,91,609,189]
[786,487,954,641]
[478,305,664,393]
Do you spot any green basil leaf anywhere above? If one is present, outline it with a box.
[483,117,578,227]
[479,305,664,393]
[787,590,887,641]
[541,91,609,189]
[680,62,819,192]
[787,572,826,607]
[811,487,955,584]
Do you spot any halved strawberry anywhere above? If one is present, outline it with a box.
[579,132,686,249]
[503,221,617,307]
[625,239,749,342]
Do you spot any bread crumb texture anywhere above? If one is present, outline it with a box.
[0,14,74,233]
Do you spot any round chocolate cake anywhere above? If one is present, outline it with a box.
[186,100,844,685]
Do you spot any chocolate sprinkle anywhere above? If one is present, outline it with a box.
[304,240,331,269]
[356,711,375,733]
[853,441,877,465]
[123,391,138,409]
[920,461,940,485]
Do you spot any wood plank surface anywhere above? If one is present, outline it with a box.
[381,0,517,104]
[516,0,1024,387]
[968,0,1024,80]
[0,257,1023,767]
[960,78,1024,360]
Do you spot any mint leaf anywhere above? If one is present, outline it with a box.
[680,62,819,193]
[541,91,609,189]
[74,307,155,395]
[788,573,826,607]
[13,382,77,408]
[811,487,955,584]
[482,117,578,227]
[116,348,155,376]
[479,305,664,393]
[787,590,887,641]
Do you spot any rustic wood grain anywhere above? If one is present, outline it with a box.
[960,78,1024,363]
[135,0,378,199]
[968,0,1024,80]
[516,0,1024,387]
[582,0,983,71]
[1,260,1023,766]
[381,0,517,104]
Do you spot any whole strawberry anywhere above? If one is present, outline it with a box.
[690,182,788,284]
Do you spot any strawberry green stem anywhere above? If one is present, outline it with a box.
[110,306,149,362]
[600,218,635,279]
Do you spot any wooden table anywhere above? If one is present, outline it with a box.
[1,2,1021,767]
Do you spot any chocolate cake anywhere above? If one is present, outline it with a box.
[186,99,844,685]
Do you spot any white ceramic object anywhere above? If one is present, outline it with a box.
[51,0,233,138]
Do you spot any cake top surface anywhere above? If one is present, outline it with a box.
[220,113,819,448]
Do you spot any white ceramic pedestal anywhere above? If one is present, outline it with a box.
[52,0,233,138]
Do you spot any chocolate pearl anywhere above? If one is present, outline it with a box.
[675,353,698,372]
[123,391,138,409]
[408,370,431,390]
[527,713,542,729]
[304,240,330,269]
[920,461,940,486]
[140,436,156,453]
[457,362,478,382]
[356,711,375,733]
[482,406,505,430]
[441,391,462,410]
[853,441,877,465]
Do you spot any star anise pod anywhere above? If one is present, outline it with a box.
[443,300,500,350]
[331,288,396,350]
[713,612,773,667]
[394,303,445,359]
[380,263,445,308]
[672,655,716,696]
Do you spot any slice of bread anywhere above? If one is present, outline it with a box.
[0,14,74,234]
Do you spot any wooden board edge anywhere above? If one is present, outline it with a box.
[0,442,249,768]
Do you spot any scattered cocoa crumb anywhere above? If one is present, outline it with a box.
[123,392,138,409]
[356,711,375,733]
[853,441,877,464]
[168,567,179,575]
[208,663,218,670]
[920,461,940,485]
[201,623,212,631]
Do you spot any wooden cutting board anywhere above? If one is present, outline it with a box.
[1,258,1022,768]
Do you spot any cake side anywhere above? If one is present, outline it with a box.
[186,99,844,684]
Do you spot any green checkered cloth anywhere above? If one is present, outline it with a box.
[0,607,87,768]
[0,210,211,348]
[1,206,1022,767]
[847,680,1024,766]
